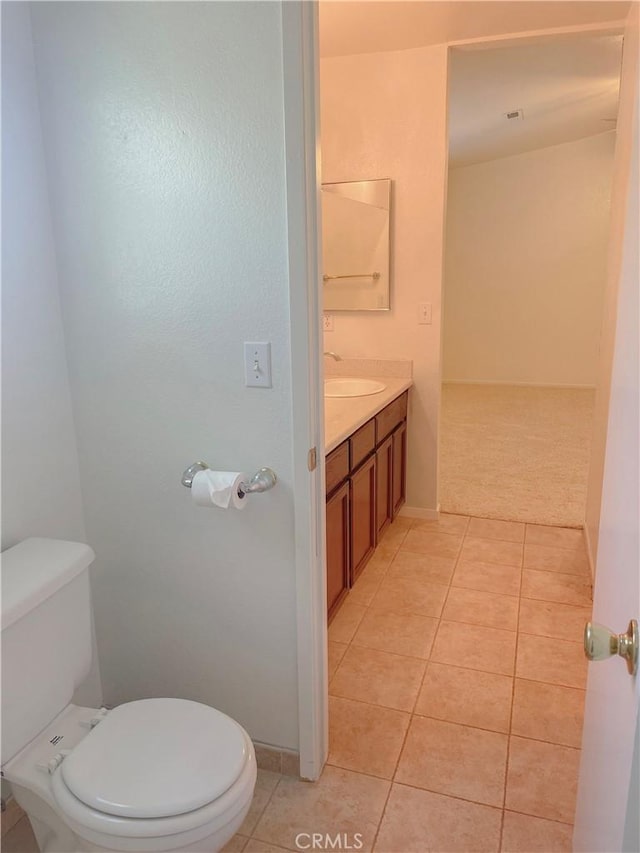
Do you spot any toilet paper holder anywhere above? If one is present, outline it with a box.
[181,462,277,498]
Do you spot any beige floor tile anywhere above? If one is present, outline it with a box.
[1,800,25,838]
[415,663,513,733]
[379,520,410,549]
[328,601,367,644]
[505,736,580,823]
[253,765,390,853]
[411,513,470,535]
[511,680,585,747]
[396,716,508,807]
[453,558,522,597]
[524,544,589,576]
[371,575,448,618]
[365,546,397,573]
[349,570,384,607]
[442,587,519,631]
[375,784,502,852]
[352,609,438,659]
[401,529,463,559]
[521,569,591,606]
[386,549,456,585]
[431,620,517,676]
[328,696,410,779]
[525,524,584,551]
[328,641,348,681]
[516,634,587,688]
[239,769,281,835]
[222,835,249,852]
[0,818,38,853]
[330,645,426,711]
[468,518,525,543]
[518,598,591,642]
[461,537,523,567]
[243,840,293,853]
[501,811,573,852]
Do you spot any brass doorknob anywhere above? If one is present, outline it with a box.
[584,619,638,675]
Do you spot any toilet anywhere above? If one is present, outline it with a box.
[1,538,257,852]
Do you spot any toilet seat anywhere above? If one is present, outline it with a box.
[49,699,255,844]
[59,698,248,819]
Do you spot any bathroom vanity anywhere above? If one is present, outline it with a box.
[324,383,410,620]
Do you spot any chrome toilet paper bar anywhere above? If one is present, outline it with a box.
[181,462,277,498]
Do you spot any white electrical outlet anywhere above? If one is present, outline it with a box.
[418,302,432,325]
[323,313,334,332]
[244,342,272,388]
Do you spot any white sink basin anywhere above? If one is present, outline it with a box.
[324,378,387,398]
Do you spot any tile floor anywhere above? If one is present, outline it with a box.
[3,513,592,853]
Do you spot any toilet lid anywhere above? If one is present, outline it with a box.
[60,699,249,819]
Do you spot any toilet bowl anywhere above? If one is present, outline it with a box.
[1,539,257,852]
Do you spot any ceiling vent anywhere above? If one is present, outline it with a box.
[505,109,524,121]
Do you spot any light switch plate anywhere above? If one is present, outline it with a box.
[244,342,272,388]
[418,302,432,325]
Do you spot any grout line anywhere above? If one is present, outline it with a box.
[499,535,525,852]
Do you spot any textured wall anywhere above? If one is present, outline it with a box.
[30,2,299,749]
[1,3,87,551]
[444,133,615,386]
[320,46,449,513]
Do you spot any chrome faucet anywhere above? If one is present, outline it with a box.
[323,351,342,361]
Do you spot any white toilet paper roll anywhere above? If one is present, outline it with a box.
[191,470,248,510]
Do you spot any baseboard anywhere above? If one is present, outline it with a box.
[442,380,596,390]
[399,505,439,520]
[583,523,596,581]
[253,742,299,777]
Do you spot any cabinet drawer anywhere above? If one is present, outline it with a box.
[375,391,408,443]
[350,419,375,471]
[326,441,349,495]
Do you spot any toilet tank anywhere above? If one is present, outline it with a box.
[1,538,95,765]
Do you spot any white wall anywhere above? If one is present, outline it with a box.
[585,7,639,568]
[1,3,102,711]
[443,132,615,386]
[1,3,87,550]
[320,46,449,512]
[30,2,300,750]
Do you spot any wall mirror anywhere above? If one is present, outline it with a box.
[321,178,391,311]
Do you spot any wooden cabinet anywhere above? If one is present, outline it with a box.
[351,454,377,581]
[376,434,393,537]
[391,420,407,516]
[325,390,408,620]
[326,480,350,619]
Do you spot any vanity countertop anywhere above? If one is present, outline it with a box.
[324,376,413,454]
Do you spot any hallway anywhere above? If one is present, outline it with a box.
[439,385,596,527]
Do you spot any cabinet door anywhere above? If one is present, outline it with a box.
[326,481,350,621]
[351,454,377,582]
[376,434,393,538]
[391,420,407,518]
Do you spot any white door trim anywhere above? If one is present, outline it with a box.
[281,1,327,781]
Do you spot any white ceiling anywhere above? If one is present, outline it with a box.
[319,2,630,59]
[449,35,623,167]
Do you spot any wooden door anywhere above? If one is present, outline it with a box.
[391,420,407,517]
[376,434,393,537]
[326,481,350,620]
[350,454,376,581]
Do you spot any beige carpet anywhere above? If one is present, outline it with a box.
[439,383,595,527]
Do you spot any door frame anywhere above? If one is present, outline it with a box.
[282,1,327,781]
[285,3,631,782]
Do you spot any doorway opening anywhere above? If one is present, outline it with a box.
[440,35,624,529]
